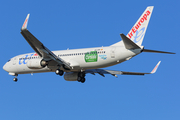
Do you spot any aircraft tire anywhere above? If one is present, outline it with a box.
[81,78,85,83]
[55,69,64,76]
[77,77,81,82]
[13,78,18,82]
[55,69,60,75]
[78,72,85,78]
[59,70,64,76]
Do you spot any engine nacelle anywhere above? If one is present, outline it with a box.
[27,59,48,69]
[64,72,78,81]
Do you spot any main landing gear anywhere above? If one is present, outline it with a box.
[55,69,64,76]
[77,72,86,83]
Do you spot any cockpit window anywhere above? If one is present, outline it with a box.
[8,59,11,62]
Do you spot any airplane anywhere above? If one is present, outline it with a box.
[3,6,175,83]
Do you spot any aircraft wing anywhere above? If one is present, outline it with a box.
[20,14,71,69]
[85,61,161,77]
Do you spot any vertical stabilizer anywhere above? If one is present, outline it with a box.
[111,6,154,47]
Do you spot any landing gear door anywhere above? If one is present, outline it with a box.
[111,47,116,58]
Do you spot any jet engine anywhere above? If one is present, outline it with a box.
[27,59,48,69]
[64,72,78,81]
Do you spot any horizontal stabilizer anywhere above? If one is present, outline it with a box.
[143,49,175,54]
[120,33,141,49]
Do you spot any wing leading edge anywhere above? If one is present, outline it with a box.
[20,14,71,69]
[85,61,161,77]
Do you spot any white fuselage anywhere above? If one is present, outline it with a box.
[3,46,141,75]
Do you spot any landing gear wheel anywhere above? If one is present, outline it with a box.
[78,77,85,83]
[77,77,81,82]
[77,72,86,83]
[59,70,64,76]
[55,69,64,76]
[81,78,85,83]
[13,78,18,82]
[55,69,60,75]
[78,72,85,78]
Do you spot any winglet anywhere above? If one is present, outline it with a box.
[151,61,161,74]
[21,14,30,30]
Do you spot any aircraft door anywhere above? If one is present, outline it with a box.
[13,57,17,65]
[110,47,116,58]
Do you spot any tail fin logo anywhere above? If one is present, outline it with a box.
[110,6,153,46]
[128,10,151,39]
[133,27,145,43]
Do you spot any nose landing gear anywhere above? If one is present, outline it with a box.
[13,74,18,82]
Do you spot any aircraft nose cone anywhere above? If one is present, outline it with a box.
[3,63,8,72]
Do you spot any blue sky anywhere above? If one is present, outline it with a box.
[1,0,179,120]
